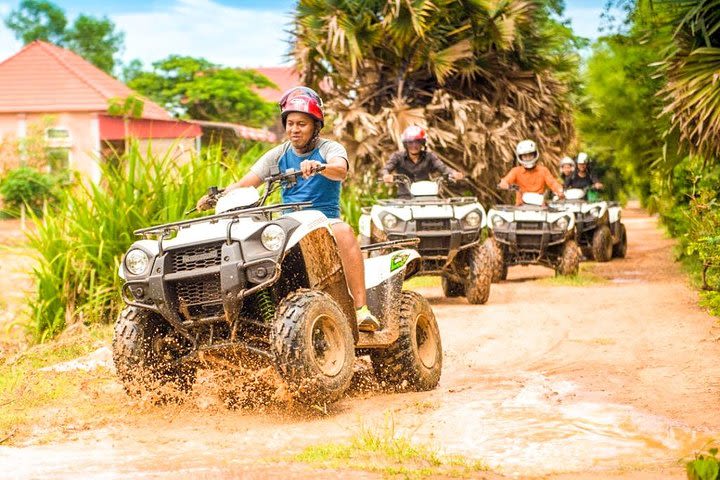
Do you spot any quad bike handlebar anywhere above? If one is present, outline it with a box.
[259,164,326,205]
[381,173,457,186]
[189,165,327,215]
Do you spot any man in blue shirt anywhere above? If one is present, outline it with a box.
[196,87,380,332]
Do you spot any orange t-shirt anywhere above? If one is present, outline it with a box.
[502,165,562,205]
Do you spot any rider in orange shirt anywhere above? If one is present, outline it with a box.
[498,140,564,205]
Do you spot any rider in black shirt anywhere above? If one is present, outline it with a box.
[564,152,603,191]
[381,126,463,197]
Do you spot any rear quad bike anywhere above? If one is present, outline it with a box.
[485,187,580,280]
[549,188,628,261]
[113,166,442,406]
[358,174,492,304]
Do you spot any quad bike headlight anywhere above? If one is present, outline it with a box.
[261,224,286,251]
[381,213,399,230]
[124,248,150,276]
[491,215,506,228]
[463,211,482,228]
[555,216,569,231]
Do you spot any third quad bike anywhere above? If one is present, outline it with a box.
[358,174,492,304]
[486,188,580,280]
[550,188,628,261]
[113,166,442,406]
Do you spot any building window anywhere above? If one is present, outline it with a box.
[45,127,72,148]
[46,148,70,172]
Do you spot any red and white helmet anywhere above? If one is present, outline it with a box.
[401,125,427,144]
[279,86,324,128]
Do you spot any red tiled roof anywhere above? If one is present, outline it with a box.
[0,41,170,120]
[189,120,277,142]
[253,66,300,103]
[253,66,332,104]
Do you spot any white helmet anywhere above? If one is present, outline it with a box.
[515,139,539,168]
[577,152,588,164]
[560,156,575,167]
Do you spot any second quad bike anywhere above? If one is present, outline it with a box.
[550,188,628,262]
[358,174,492,304]
[113,166,442,406]
[486,188,580,280]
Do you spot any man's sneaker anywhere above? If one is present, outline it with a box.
[356,305,380,332]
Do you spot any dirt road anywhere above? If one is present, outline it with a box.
[2,206,719,479]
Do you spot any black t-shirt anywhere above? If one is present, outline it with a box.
[381,150,455,196]
[564,170,600,190]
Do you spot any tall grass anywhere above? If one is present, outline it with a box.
[27,141,265,341]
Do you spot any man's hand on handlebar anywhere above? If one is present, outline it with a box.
[300,159,324,179]
[451,171,464,181]
[194,186,223,212]
[382,173,394,184]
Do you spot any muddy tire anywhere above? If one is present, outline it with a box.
[441,276,465,297]
[556,240,580,276]
[272,289,355,405]
[485,237,506,283]
[113,306,195,401]
[465,243,492,304]
[370,291,442,391]
[591,225,613,262]
[612,223,628,258]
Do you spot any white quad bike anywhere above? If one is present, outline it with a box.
[486,187,580,280]
[549,188,627,261]
[113,166,442,406]
[358,174,492,304]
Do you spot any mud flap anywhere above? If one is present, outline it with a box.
[298,228,357,339]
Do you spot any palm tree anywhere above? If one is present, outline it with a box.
[657,0,720,161]
[291,0,578,202]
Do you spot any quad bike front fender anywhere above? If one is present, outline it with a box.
[356,249,421,349]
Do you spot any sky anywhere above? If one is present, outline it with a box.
[0,0,613,69]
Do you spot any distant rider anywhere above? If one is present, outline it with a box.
[559,156,575,184]
[498,139,564,205]
[195,86,380,332]
[381,125,464,197]
[565,152,603,191]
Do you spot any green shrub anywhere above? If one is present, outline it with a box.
[0,167,56,215]
[686,444,719,480]
[340,166,389,232]
[27,141,264,341]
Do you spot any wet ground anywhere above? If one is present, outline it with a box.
[1,205,719,479]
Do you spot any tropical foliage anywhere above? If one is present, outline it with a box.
[657,0,720,162]
[291,0,581,203]
[127,55,278,128]
[579,0,720,317]
[4,0,124,73]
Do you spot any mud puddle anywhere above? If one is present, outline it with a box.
[399,373,707,477]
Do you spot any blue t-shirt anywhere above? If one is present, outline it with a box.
[250,139,347,219]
